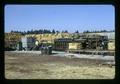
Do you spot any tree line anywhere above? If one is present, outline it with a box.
[11,29,68,35]
[83,30,115,33]
[10,29,115,35]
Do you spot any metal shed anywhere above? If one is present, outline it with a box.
[21,36,36,50]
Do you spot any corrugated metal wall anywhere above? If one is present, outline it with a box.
[21,36,36,50]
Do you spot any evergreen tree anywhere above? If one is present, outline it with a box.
[86,30,89,33]
[56,30,60,33]
[11,30,14,33]
[52,29,55,34]
[64,30,68,33]
[75,30,79,33]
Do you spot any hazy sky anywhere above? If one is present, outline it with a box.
[5,5,115,33]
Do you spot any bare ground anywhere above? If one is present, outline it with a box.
[5,51,115,79]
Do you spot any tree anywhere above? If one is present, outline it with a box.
[11,30,14,33]
[23,31,26,35]
[103,30,107,32]
[43,29,46,33]
[52,29,55,34]
[56,30,60,33]
[64,30,68,33]
[75,30,79,33]
[27,30,30,34]
[84,30,90,33]
[83,30,89,33]
[31,29,34,34]
[62,30,64,33]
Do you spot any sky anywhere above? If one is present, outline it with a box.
[5,5,115,33]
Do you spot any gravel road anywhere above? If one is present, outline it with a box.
[5,51,115,79]
[10,51,115,61]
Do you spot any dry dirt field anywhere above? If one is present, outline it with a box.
[5,51,115,79]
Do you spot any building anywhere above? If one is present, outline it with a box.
[83,32,115,40]
[68,43,82,50]
[5,33,22,50]
[108,40,115,50]
[83,32,115,50]
[21,36,36,50]
[68,39,86,50]
[54,38,73,51]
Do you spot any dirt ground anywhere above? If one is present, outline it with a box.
[5,51,115,79]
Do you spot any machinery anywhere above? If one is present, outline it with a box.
[5,32,115,55]
[54,34,108,51]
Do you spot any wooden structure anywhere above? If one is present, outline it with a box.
[108,40,115,50]
[68,43,82,50]
[54,38,73,51]
[82,34,108,50]
[5,33,22,49]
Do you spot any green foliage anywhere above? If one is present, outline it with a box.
[83,30,115,33]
